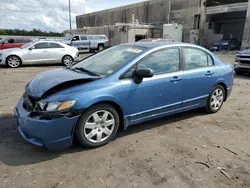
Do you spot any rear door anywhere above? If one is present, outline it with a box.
[80,35,90,49]
[182,47,217,107]
[47,42,65,63]
[14,38,26,48]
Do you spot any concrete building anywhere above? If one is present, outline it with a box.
[71,0,250,49]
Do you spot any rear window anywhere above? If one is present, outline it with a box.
[49,42,64,48]
[15,39,29,43]
[89,36,107,40]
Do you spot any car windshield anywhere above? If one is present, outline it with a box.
[64,35,72,40]
[20,41,35,49]
[73,45,147,76]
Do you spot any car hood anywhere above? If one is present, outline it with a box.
[0,48,21,53]
[237,49,250,55]
[27,68,100,98]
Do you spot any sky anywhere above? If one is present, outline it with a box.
[0,0,147,32]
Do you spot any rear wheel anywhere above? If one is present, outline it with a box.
[75,104,120,148]
[62,55,73,66]
[6,55,21,68]
[205,85,225,113]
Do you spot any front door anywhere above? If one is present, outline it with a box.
[119,48,183,124]
[182,47,217,107]
[22,42,51,64]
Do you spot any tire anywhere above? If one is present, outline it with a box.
[98,44,104,52]
[6,55,21,68]
[235,69,243,75]
[205,85,225,113]
[75,104,120,148]
[62,55,74,66]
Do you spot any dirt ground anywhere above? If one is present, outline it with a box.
[0,53,250,188]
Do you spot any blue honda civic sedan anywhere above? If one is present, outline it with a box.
[14,42,234,150]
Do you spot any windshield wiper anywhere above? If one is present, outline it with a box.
[74,67,100,77]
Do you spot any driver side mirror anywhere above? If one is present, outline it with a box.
[133,68,154,84]
[28,46,35,50]
[72,38,76,41]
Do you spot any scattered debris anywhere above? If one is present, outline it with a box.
[242,150,250,157]
[51,182,59,188]
[223,147,237,155]
[195,162,210,168]
[207,156,214,167]
[220,170,231,180]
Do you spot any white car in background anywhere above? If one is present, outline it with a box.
[0,40,79,68]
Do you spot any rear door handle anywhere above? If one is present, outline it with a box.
[170,76,182,82]
[43,50,47,52]
[205,71,214,76]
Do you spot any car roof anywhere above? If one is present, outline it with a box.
[122,42,197,49]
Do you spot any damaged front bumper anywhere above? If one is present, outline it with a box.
[14,97,81,151]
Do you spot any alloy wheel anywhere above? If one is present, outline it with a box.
[63,56,73,66]
[84,110,115,143]
[7,56,20,68]
[210,88,224,111]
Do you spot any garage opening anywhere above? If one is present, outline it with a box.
[206,11,246,49]
[135,35,146,42]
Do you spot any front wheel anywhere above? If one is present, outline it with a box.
[6,55,21,68]
[205,85,225,113]
[75,104,120,148]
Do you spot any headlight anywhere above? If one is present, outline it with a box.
[235,56,240,62]
[36,100,76,112]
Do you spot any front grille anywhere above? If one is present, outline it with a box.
[240,60,250,66]
[23,93,39,111]
[239,56,250,59]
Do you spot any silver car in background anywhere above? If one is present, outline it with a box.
[0,40,79,68]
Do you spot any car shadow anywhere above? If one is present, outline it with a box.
[0,109,206,166]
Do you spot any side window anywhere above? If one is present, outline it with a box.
[138,48,180,74]
[7,39,15,43]
[184,48,209,70]
[49,43,64,48]
[34,42,49,49]
[81,36,87,40]
[73,36,80,41]
[15,39,28,43]
[207,55,214,66]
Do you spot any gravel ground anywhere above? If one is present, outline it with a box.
[0,53,250,188]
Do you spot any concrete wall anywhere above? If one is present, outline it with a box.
[65,25,162,46]
[76,0,202,42]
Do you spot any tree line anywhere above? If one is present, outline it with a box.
[0,29,64,37]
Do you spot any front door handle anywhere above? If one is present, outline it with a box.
[43,50,47,52]
[205,71,214,76]
[170,76,182,82]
